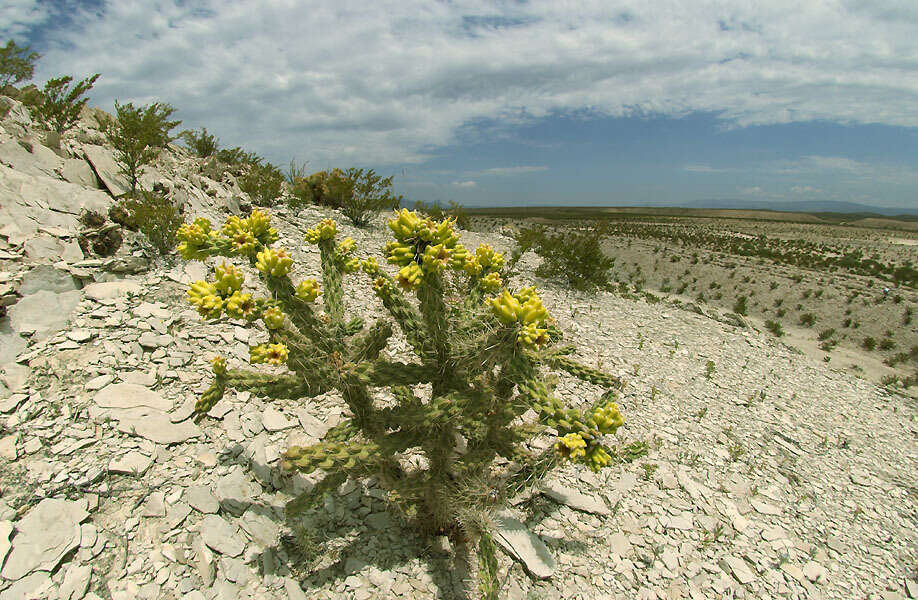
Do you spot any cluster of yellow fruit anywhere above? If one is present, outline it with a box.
[554,401,624,471]
[487,287,551,349]
[177,210,279,261]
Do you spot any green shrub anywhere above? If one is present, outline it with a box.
[817,328,836,341]
[176,209,624,597]
[103,101,181,195]
[799,312,816,327]
[29,73,99,134]
[331,168,403,226]
[862,336,877,351]
[0,39,40,88]
[764,320,784,337]
[879,338,895,351]
[238,161,285,207]
[119,191,184,257]
[732,296,748,316]
[413,200,471,230]
[216,146,260,167]
[181,127,218,158]
[515,225,614,292]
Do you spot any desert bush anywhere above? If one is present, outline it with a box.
[238,161,285,207]
[879,337,895,351]
[216,146,261,167]
[0,39,40,87]
[289,169,342,209]
[732,296,748,316]
[514,225,614,292]
[862,336,877,351]
[103,101,181,195]
[119,191,183,256]
[329,168,403,226]
[181,127,218,158]
[29,73,99,134]
[799,312,816,327]
[413,200,471,230]
[764,320,784,337]
[176,209,625,597]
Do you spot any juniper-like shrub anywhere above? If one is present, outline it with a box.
[181,127,218,158]
[0,39,40,88]
[103,101,181,196]
[515,224,615,292]
[178,209,625,596]
[238,161,285,207]
[120,191,184,257]
[29,73,99,134]
[332,168,403,226]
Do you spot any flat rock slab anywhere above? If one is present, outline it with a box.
[92,383,201,444]
[263,406,295,432]
[540,481,610,516]
[0,521,11,571]
[93,383,172,413]
[1,498,88,580]
[199,515,246,557]
[18,265,80,296]
[83,144,129,197]
[60,158,99,188]
[7,289,81,340]
[82,280,141,301]
[215,467,259,515]
[108,450,153,476]
[493,509,555,580]
[115,410,202,445]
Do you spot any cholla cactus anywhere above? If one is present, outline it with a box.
[178,208,625,594]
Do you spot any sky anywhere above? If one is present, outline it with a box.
[3,0,918,210]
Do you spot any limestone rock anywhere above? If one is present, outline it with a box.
[540,480,610,515]
[7,289,81,339]
[493,509,555,580]
[18,265,80,296]
[82,280,141,301]
[83,144,129,197]
[199,515,246,557]
[0,498,88,580]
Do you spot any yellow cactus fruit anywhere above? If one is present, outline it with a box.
[519,297,548,325]
[187,280,218,307]
[385,241,414,266]
[250,343,289,365]
[197,293,224,319]
[336,237,356,256]
[556,433,587,461]
[343,257,361,273]
[515,286,539,304]
[211,355,227,375]
[463,255,482,277]
[213,262,244,295]
[396,263,423,290]
[224,291,257,320]
[488,290,522,325]
[593,403,624,434]
[586,447,612,472]
[361,257,380,276]
[475,244,504,271]
[449,244,469,268]
[518,322,549,349]
[228,229,258,256]
[480,271,502,293]
[263,306,285,329]
[245,209,278,244]
[255,247,293,277]
[421,244,451,273]
[304,219,337,243]
[388,209,423,240]
[295,279,320,302]
[373,276,394,297]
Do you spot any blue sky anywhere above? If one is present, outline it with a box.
[3,0,918,210]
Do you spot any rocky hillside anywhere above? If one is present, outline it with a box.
[0,96,916,600]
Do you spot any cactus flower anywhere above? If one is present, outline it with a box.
[518,322,549,348]
[480,271,502,293]
[250,343,289,365]
[397,263,423,290]
[211,355,227,375]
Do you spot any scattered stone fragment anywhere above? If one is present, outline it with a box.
[0,521,11,570]
[215,467,259,515]
[7,289,81,339]
[720,556,755,585]
[1,498,88,580]
[493,509,555,580]
[58,563,92,600]
[540,480,610,515]
[82,280,141,301]
[185,485,220,514]
[108,451,153,476]
[262,406,295,431]
[0,571,52,600]
[199,515,246,557]
[239,508,280,547]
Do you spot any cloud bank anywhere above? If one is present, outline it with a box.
[3,0,917,168]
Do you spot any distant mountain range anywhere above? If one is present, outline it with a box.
[680,199,918,217]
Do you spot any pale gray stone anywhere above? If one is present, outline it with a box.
[18,265,80,296]
[295,409,333,440]
[284,577,308,600]
[0,434,18,460]
[186,485,220,514]
[109,451,153,476]
[191,535,215,586]
[60,158,100,188]
[263,406,295,432]
[199,515,246,557]
[540,480,610,515]
[0,498,88,580]
[0,571,52,600]
[215,467,259,515]
[138,332,172,349]
[609,532,632,557]
[493,509,555,580]
[83,144,129,197]
[0,521,11,572]
[720,556,755,585]
[58,563,92,600]
[7,289,82,339]
[82,280,141,301]
[115,410,202,445]
[93,383,172,413]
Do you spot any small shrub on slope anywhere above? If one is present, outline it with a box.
[177,209,625,597]
[0,39,40,88]
[515,224,615,292]
[120,191,184,257]
[29,73,99,134]
[238,161,285,207]
[103,101,181,195]
[181,127,218,158]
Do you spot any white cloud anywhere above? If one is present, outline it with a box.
[0,0,49,38]
[480,166,548,176]
[452,180,477,188]
[739,186,765,196]
[683,164,726,173]
[767,155,918,185]
[10,0,918,166]
[790,185,825,194]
